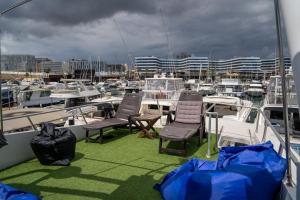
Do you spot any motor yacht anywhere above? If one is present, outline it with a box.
[18,88,63,108]
[217,78,245,97]
[141,74,185,114]
[197,83,216,96]
[50,79,101,107]
[245,80,265,97]
[260,73,300,137]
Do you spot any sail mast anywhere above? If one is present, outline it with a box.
[0,0,33,148]
[274,0,291,185]
[279,1,300,194]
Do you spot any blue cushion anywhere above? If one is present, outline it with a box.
[154,141,287,200]
[0,183,40,200]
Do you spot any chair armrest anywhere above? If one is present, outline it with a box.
[128,114,141,122]
[104,107,115,119]
[163,110,175,124]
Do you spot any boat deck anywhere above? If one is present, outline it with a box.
[0,128,218,200]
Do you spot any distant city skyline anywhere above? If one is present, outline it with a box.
[0,0,290,63]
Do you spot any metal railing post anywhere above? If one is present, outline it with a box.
[255,110,260,133]
[27,116,37,131]
[262,120,267,142]
[215,114,218,149]
[78,107,88,124]
[297,162,300,200]
[278,144,283,155]
[206,113,212,158]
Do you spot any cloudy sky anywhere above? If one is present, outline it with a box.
[0,0,281,63]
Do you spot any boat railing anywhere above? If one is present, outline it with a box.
[205,102,300,199]
[2,100,121,132]
[205,103,219,158]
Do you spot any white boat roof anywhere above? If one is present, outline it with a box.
[249,84,262,87]
[61,79,91,82]
[203,96,242,106]
[186,79,197,84]
[145,77,183,80]
[19,88,51,92]
[220,78,242,85]
[262,104,299,109]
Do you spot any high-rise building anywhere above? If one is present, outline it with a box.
[1,55,36,72]
[261,57,291,75]
[41,61,63,74]
[63,59,126,79]
[135,56,209,78]
[135,56,292,79]
[211,57,262,74]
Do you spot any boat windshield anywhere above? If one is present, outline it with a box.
[267,75,298,105]
[143,78,184,100]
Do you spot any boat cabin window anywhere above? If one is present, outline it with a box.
[66,98,86,108]
[146,80,167,90]
[167,81,175,90]
[25,92,33,101]
[148,105,159,110]
[270,110,283,120]
[163,106,170,111]
[40,90,51,97]
[1,90,13,97]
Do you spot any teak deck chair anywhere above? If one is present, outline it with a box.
[159,91,205,155]
[83,92,143,143]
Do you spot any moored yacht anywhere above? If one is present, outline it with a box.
[245,81,265,97]
[50,79,101,107]
[260,73,300,137]
[197,83,216,96]
[141,73,185,114]
[217,78,244,97]
[18,88,63,108]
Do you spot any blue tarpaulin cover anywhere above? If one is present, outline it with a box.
[154,141,287,200]
[0,183,40,200]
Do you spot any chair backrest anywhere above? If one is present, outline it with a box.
[115,92,143,120]
[175,91,203,124]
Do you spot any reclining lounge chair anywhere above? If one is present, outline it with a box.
[83,92,143,143]
[159,91,204,155]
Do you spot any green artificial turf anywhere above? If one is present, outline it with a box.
[0,128,218,200]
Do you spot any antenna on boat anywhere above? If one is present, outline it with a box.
[97,56,101,83]
[112,18,135,70]
[159,8,176,76]
[274,0,292,186]
[0,0,33,148]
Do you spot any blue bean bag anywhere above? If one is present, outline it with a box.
[0,183,40,200]
[154,141,287,200]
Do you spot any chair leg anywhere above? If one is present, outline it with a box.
[159,137,163,153]
[99,129,104,144]
[198,129,202,147]
[85,130,89,143]
[183,140,187,155]
[129,121,132,134]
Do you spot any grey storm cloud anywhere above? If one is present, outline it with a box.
[0,0,159,25]
[0,0,284,62]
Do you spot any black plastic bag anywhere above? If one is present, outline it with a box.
[31,123,76,166]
